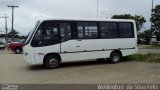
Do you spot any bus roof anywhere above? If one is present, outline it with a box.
[39,18,135,22]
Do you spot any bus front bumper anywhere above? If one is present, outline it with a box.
[23,53,44,65]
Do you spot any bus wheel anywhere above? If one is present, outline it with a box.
[44,55,60,69]
[109,51,121,64]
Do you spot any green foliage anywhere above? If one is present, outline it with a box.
[128,53,160,63]
[112,14,146,31]
[145,45,160,49]
[0,34,6,38]
[8,29,19,38]
[151,5,160,39]
[138,30,152,44]
[0,30,26,39]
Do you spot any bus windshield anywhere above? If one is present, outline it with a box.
[24,21,40,45]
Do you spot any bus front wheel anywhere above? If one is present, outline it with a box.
[109,51,121,64]
[44,55,60,69]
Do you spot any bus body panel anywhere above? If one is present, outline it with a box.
[23,18,138,65]
[23,44,36,64]
[23,38,137,64]
[60,51,111,62]
[24,44,61,65]
[60,38,137,61]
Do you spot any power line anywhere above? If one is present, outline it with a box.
[0,17,6,28]
[8,5,19,41]
[8,16,27,29]
[0,22,5,28]
[7,17,28,36]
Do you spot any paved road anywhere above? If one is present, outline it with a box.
[138,48,160,54]
[0,49,160,84]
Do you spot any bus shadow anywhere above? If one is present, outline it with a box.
[28,59,131,70]
[28,65,45,70]
[61,60,106,68]
[28,60,106,70]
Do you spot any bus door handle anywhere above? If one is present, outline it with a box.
[76,46,80,47]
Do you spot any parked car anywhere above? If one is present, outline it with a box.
[8,42,25,54]
[0,41,5,50]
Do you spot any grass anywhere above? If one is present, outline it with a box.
[138,44,160,49]
[146,44,160,49]
[126,53,160,63]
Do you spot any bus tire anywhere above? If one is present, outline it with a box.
[44,55,60,69]
[15,48,22,54]
[109,51,121,64]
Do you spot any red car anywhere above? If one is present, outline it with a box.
[8,42,25,54]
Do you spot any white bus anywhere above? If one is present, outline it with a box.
[23,18,138,69]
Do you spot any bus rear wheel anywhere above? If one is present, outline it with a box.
[44,55,60,69]
[109,51,121,64]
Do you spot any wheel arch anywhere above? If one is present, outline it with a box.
[43,53,61,64]
[110,50,122,57]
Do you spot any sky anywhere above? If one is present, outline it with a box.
[0,0,160,36]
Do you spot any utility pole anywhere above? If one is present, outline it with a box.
[0,14,8,43]
[8,5,19,42]
[151,0,153,26]
[151,0,154,30]
[97,0,99,17]
[151,0,154,39]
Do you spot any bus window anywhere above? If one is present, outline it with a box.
[78,22,98,39]
[31,21,60,47]
[60,23,71,42]
[31,27,43,47]
[43,26,59,46]
[119,23,134,38]
[77,22,88,39]
[100,22,118,38]
[88,23,98,39]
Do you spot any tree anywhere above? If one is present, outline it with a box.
[143,30,152,44]
[8,30,20,38]
[151,5,160,40]
[138,30,152,44]
[0,34,5,38]
[112,14,146,32]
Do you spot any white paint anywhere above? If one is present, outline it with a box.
[23,18,138,65]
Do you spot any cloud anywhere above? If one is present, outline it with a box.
[0,0,159,35]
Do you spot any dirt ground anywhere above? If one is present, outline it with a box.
[0,49,160,84]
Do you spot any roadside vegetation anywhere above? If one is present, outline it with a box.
[126,53,160,63]
[145,44,160,49]
[138,44,160,49]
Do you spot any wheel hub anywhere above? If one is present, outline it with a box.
[113,55,119,62]
[49,58,58,66]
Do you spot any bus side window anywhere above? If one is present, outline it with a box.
[119,23,134,38]
[88,22,98,39]
[77,22,98,39]
[42,27,59,46]
[60,23,71,42]
[99,22,118,39]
